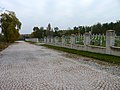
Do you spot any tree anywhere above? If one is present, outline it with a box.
[53,27,59,37]
[73,26,78,31]
[54,27,59,31]
[114,21,120,35]
[0,34,4,42]
[33,27,39,32]
[78,26,85,35]
[31,27,44,39]
[92,23,102,34]
[46,23,51,37]
[0,10,21,42]
[47,23,51,31]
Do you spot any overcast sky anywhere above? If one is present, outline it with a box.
[0,0,120,34]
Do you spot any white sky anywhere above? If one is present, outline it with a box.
[0,0,120,34]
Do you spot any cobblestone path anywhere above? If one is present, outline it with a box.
[0,42,120,90]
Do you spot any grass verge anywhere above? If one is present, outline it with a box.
[25,41,37,44]
[0,42,10,51]
[41,44,120,65]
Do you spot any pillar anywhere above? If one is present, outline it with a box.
[106,30,115,54]
[62,35,65,47]
[55,36,58,45]
[84,32,91,45]
[70,34,75,48]
[44,37,47,43]
[84,32,91,50]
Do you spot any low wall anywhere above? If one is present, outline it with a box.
[44,30,120,57]
[46,42,120,57]
[110,46,120,56]
[25,38,39,43]
[87,45,106,54]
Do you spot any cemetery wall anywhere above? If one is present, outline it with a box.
[44,30,120,57]
[25,38,39,43]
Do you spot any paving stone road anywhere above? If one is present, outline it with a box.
[0,42,120,90]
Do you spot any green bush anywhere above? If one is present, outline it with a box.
[0,42,9,51]
[0,34,4,42]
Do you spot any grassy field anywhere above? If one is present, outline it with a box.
[0,42,10,51]
[41,44,120,65]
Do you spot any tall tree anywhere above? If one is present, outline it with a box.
[0,10,21,42]
[46,23,51,37]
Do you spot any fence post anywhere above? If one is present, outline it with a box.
[106,30,115,54]
[55,36,58,45]
[44,37,47,43]
[62,35,65,47]
[84,32,91,50]
[84,32,91,45]
[36,38,39,43]
[46,37,49,44]
[70,34,75,48]
[50,36,54,44]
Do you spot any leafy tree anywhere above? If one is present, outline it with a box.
[115,21,120,35]
[85,26,91,32]
[31,27,44,39]
[30,20,120,38]
[54,27,59,31]
[33,27,39,32]
[0,34,4,42]
[43,29,47,37]
[79,26,85,35]
[92,23,102,34]
[53,27,59,37]
[0,10,21,42]
[73,26,78,31]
